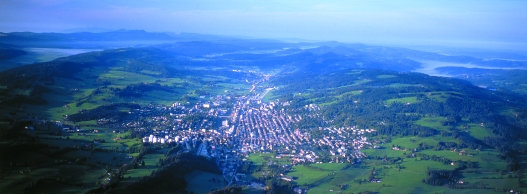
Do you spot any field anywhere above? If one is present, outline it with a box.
[385,96,420,105]
[414,116,452,131]
[275,146,521,194]
[237,120,524,194]
[0,58,255,121]
[415,116,493,141]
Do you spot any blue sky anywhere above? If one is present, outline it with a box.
[1,0,526,50]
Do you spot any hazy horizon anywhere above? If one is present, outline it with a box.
[1,0,527,52]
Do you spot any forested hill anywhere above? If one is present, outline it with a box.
[1,33,525,74]
[0,47,178,88]
[1,37,526,105]
[436,66,527,96]
[1,37,527,111]
[0,47,26,61]
[0,43,26,60]
[273,69,527,106]
[271,69,527,160]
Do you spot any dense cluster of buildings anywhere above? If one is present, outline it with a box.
[131,91,375,165]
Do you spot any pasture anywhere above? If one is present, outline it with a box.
[283,137,524,194]
[385,96,419,105]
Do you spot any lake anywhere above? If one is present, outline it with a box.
[413,60,526,77]
[0,47,102,71]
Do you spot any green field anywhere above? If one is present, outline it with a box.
[266,130,524,194]
[415,116,451,131]
[278,153,519,194]
[467,124,492,140]
[0,61,255,122]
[385,96,420,105]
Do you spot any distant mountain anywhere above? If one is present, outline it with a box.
[1,29,524,69]
[0,30,175,42]
[0,30,278,44]
[165,32,253,42]
[0,30,286,49]
[0,42,21,48]
[60,27,115,33]
[1,34,526,97]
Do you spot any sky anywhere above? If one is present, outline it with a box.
[1,0,527,51]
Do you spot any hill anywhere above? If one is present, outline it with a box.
[0,37,526,193]
[0,43,27,61]
[0,30,175,42]
[262,68,527,193]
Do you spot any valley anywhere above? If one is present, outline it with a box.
[0,33,526,194]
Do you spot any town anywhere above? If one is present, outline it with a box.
[30,70,382,191]
[99,73,379,186]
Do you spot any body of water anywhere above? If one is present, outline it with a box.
[413,60,526,77]
[24,47,103,63]
[0,48,102,71]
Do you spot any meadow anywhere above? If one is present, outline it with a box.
[276,146,520,194]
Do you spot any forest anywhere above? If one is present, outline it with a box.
[1,36,527,193]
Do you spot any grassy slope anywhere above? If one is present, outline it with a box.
[255,71,527,193]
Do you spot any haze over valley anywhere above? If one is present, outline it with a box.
[1,1,527,194]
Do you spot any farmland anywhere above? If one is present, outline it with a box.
[1,35,527,194]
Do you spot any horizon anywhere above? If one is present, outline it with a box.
[2,29,526,56]
[1,0,526,53]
